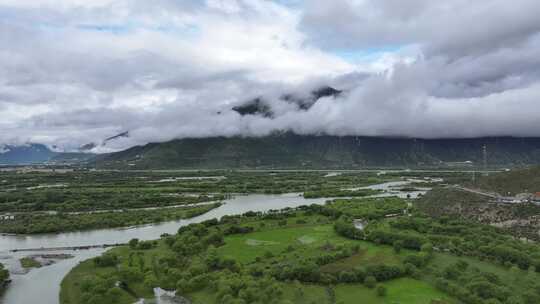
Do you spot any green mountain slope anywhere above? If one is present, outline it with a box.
[96,134,540,169]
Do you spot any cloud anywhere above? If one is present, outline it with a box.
[300,0,540,57]
[1,0,540,152]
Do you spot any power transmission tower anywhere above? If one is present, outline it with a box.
[482,145,487,171]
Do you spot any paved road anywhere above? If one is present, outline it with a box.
[450,185,500,198]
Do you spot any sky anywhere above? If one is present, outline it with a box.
[1,0,540,152]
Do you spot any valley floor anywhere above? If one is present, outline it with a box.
[60,195,540,304]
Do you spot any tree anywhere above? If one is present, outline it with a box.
[365,265,403,282]
[404,254,425,268]
[0,263,8,284]
[205,246,221,269]
[105,287,123,303]
[94,253,117,267]
[421,242,434,256]
[0,263,10,296]
[456,260,469,271]
[118,265,143,282]
[128,238,139,249]
[137,240,155,250]
[144,273,159,289]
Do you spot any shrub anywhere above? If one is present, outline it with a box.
[376,285,387,297]
[94,253,118,267]
[137,240,155,250]
[364,276,377,288]
[393,240,403,253]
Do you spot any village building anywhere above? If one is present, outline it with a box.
[0,214,15,221]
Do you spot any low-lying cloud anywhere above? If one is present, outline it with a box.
[1,0,540,152]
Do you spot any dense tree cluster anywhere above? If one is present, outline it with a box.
[94,253,118,267]
[333,218,364,240]
[0,189,219,213]
[328,198,407,220]
[366,230,425,250]
[435,260,540,304]
[77,274,125,304]
[0,203,221,234]
[387,216,540,271]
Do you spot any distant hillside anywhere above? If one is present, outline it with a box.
[466,166,540,195]
[0,144,93,165]
[96,134,540,169]
[417,187,540,241]
[0,144,56,165]
[416,187,491,220]
[50,152,95,164]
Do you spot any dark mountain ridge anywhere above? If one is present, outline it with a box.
[232,86,342,118]
[96,134,540,169]
[79,131,130,152]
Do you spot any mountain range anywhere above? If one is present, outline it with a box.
[0,144,93,165]
[93,134,540,169]
[6,135,540,169]
[6,83,540,169]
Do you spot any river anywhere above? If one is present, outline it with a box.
[0,180,429,304]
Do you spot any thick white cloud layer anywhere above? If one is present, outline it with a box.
[1,0,540,152]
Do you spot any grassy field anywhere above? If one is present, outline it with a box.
[217,222,408,266]
[217,224,346,263]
